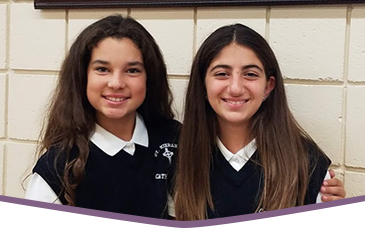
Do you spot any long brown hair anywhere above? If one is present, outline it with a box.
[37,14,174,206]
[174,24,322,220]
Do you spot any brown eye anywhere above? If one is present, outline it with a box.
[96,67,109,73]
[215,72,228,77]
[246,72,258,77]
[127,68,141,74]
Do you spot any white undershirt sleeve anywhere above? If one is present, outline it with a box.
[316,170,331,203]
[167,193,175,218]
[25,173,62,204]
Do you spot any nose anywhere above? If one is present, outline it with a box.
[108,71,125,89]
[227,73,244,96]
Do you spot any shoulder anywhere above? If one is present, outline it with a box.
[34,147,64,174]
[33,145,79,178]
[32,147,71,205]
[33,145,81,202]
[32,147,65,198]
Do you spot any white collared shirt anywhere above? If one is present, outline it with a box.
[217,138,257,172]
[25,113,149,204]
[90,113,148,156]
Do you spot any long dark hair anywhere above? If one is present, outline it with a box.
[37,14,174,206]
[174,24,322,220]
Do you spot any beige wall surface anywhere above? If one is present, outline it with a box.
[0,1,364,200]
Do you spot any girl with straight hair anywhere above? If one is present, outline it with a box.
[25,14,180,218]
[173,23,342,220]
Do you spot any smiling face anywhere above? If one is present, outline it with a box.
[205,43,275,131]
[86,37,147,128]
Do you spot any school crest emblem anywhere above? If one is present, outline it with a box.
[154,142,177,164]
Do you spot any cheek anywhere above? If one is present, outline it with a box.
[249,81,267,97]
[206,83,224,111]
[139,86,147,101]
[134,77,147,100]
[86,75,99,94]
[205,78,216,96]
[86,73,104,104]
[250,86,266,109]
[206,81,224,101]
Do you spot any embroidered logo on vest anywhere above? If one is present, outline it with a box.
[162,148,174,164]
[154,143,177,165]
[154,143,177,180]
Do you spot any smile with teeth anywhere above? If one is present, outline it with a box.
[223,99,248,105]
[104,96,128,102]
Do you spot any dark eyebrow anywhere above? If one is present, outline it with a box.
[209,64,231,73]
[209,64,263,73]
[128,61,144,67]
[243,64,263,73]
[89,60,144,67]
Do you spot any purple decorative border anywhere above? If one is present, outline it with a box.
[1,223,364,228]
[0,194,364,227]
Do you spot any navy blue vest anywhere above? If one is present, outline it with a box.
[207,141,331,218]
[33,119,181,218]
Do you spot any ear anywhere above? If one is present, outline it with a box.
[264,76,275,99]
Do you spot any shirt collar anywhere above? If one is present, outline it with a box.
[90,113,149,156]
[217,137,257,168]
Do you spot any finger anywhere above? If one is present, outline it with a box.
[323,177,343,187]
[321,194,343,202]
[329,169,336,178]
[321,186,346,198]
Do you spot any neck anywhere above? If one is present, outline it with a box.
[218,120,252,154]
[96,113,136,141]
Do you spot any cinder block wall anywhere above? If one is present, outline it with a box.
[0,1,364,199]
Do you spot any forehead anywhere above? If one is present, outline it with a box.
[91,37,143,60]
[209,43,263,68]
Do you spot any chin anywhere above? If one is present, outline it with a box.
[219,114,251,125]
[102,112,128,119]
[221,118,246,125]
